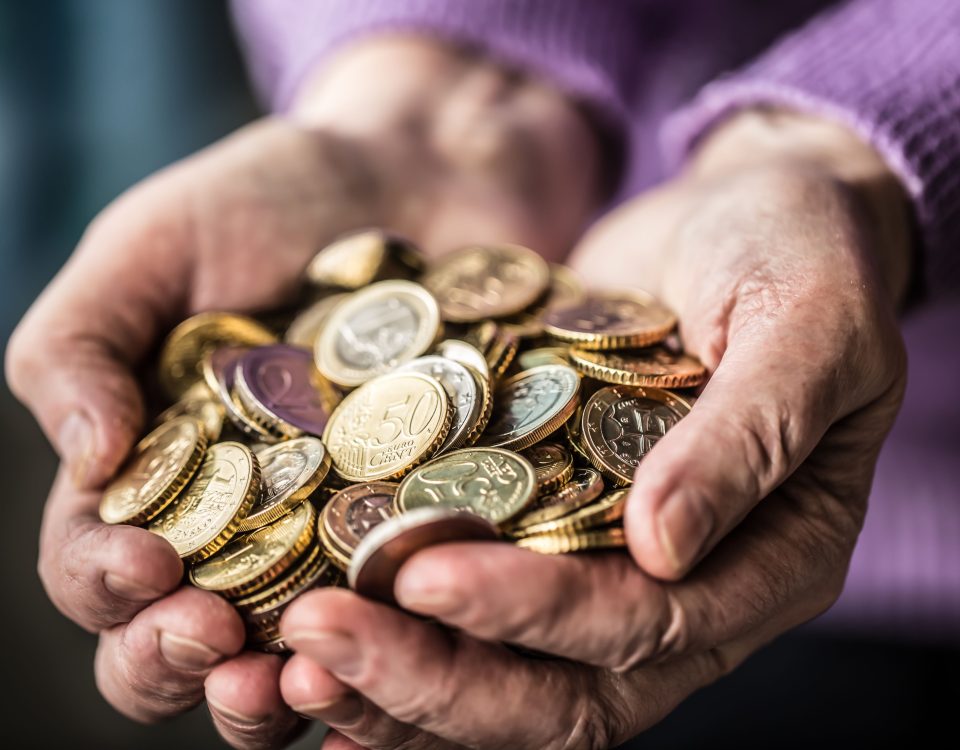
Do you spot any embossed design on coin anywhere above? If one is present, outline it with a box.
[481,365,581,450]
[149,441,261,560]
[422,244,550,322]
[569,346,706,388]
[396,447,537,525]
[100,417,207,525]
[306,229,424,289]
[321,482,398,564]
[315,280,441,387]
[581,385,693,485]
[508,468,605,529]
[397,356,481,453]
[520,442,574,494]
[284,294,348,348]
[237,437,330,532]
[323,371,452,482]
[544,290,676,350]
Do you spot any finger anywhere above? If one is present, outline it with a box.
[321,732,365,750]
[94,586,245,723]
[206,652,306,750]
[37,468,183,631]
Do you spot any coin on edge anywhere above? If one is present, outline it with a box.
[396,447,538,525]
[149,441,261,561]
[514,489,629,537]
[320,482,398,564]
[323,371,452,482]
[238,437,330,532]
[568,346,706,389]
[348,507,499,604]
[396,356,483,453]
[507,467,605,530]
[520,441,574,494]
[543,290,676,350]
[202,347,275,441]
[480,364,581,451]
[100,417,208,525]
[515,527,626,554]
[315,280,442,388]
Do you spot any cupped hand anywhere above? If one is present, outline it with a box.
[4,37,602,749]
[278,110,910,749]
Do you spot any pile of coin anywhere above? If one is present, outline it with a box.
[98,229,706,651]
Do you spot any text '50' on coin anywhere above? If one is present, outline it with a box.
[314,280,441,388]
[543,290,676,350]
[396,447,538,525]
[100,417,208,526]
[481,364,581,451]
[149,441,261,561]
[323,371,452,483]
[581,385,693,485]
[421,244,550,322]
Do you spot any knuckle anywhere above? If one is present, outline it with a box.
[610,588,689,672]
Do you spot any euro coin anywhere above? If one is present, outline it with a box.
[515,527,626,554]
[517,347,570,370]
[202,347,275,441]
[284,293,348,348]
[513,489,628,537]
[156,382,224,442]
[320,481,398,563]
[396,356,483,453]
[306,229,424,289]
[543,290,676,350]
[568,346,706,388]
[520,441,574,494]
[508,467,605,529]
[435,338,490,380]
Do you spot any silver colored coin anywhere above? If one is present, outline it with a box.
[396,356,482,454]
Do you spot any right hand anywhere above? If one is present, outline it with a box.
[4,36,603,749]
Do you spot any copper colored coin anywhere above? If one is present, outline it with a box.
[321,482,399,560]
[568,346,706,388]
[543,290,676,350]
[348,507,499,604]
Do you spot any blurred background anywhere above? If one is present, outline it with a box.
[0,1,956,748]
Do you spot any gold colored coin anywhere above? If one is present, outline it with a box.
[233,542,332,614]
[315,280,442,388]
[480,365,581,451]
[569,347,706,388]
[508,467,605,530]
[100,417,207,526]
[462,322,518,380]
[422,244,550,322]
[323,371,453,482]
[396,447,537,525]
[284,293,348,348]
[159,312,276,400]
[237,438,330,532]
[190,501,316,597]
[502,264,585,338]
[306,229,425,289]
[435,339,490,381]
[461,366,493,447]
[520,442,574,494]
[156,382,224,442]
[397,356,483,453]
[580,385,693,485]
[543,290,676,350]
[149,441,261,561]
[321,482,398,562]
[513,489,628,537]
[515,527,626,554]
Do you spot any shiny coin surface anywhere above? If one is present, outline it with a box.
[190,501,316,597]
[543,290,676,350]
[238,438,330,532]
[515,527,626,554]
[517,347,570,370]
[100,417,207,525]
[396,356,482,453]
[581,385,693,485]
[569,346,706,388]
[306,229,424,289]
[235,345,337,437]
[514,488,628,537]
[203,347,274,441]
[435,339,490,380]
[284,293,348,348]
[149,442,261,561]
[508,467,605,529]
[323,371,452,482]
[520,442,574,494]
[422,244,550,322]
[156,382,224,442]
[320,482,398,562]
[159,312,276,400]
[348,507,499,603]
[315,280,441,388]
[481,365,581,450]
[396,447,537,525]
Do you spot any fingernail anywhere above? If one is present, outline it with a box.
[395,576,463,616]
[207,696,265,728]
[59,412,95,488]
[159,631,225,670]
[294,693,364,725]
[285,631,361,677]
[103,572,164,602]
[656,492,714,574]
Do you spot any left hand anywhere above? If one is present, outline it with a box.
[278,109,911,749]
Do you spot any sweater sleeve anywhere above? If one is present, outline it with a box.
[230,0,640,143]
[663,0,960,296]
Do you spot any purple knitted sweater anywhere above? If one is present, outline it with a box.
[232,0,960,638]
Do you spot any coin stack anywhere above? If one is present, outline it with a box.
[99,229,706,650]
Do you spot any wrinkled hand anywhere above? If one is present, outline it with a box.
[4,37,601,749]
[278,110,910,750]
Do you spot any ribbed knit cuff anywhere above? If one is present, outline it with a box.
[663,0,960,296]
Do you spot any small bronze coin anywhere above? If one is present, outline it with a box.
[520,442,574,494]
[202,347,275,441]
[315,280,442,388]
[514,489,629,537]
[508,467,605,530]
[580,385,693,485]
[481,364,581,451]
[189,501,316,597]
[515,526,626,554]
[235,345,337,438]
[100,417,208,526]
[284,293,348,348]
[149,441,261,561]
[396,447,538,525]
[321,482,398,561]
[348,507,499,604]
[323,371,453,482]
[543,290,676,350]
[306,229,425,289]
[156,382,224,442]
[396,356,483,453]
[422,244,550,322]
[237,437,330,532]
[159,312,276,400]
[568,346,706,389]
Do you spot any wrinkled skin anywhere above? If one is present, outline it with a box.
[5,37,908,750]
